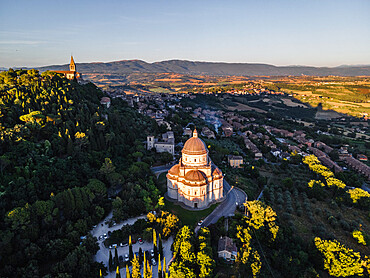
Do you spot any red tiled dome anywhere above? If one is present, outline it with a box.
[182,129,208,155]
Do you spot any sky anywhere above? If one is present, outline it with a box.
[0,0,370,68]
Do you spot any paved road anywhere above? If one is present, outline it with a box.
[195,180,247,233]
[361,183,370,193]
[91,212,173,278]
[151,164,175,177]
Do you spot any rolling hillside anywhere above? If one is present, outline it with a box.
[38,59,370,76]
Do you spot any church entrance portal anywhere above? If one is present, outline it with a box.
[194,203,198,208]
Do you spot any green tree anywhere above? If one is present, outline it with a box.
[109,249,113,271]
[131,255,140,278]
[129,235,133,261]
[126,265,130,278]
[116,266,121,278]
[114,246,119,269]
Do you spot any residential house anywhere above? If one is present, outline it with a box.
[218,236,237,261]
[228,155,244,168]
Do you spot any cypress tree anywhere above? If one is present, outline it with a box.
[143,251,147,276]
[116,266,121,278]
[158,233,163,258]
[153,229,158,261]
[163,256,166,277]
[153,229,157,247]
[139,247,143,264]
[158,254,162,278]
[109,249,113,271]
[129,235,133,261]
[114,246,119,268]
[125,264,130,278]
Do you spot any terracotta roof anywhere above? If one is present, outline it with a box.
[168,164,179,176]
[182,129,208,155]
[218,236,237,253]
[185,170,207,182]
[100,97,111,103]
[212,167,223,177]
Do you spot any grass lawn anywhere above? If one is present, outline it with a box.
[163,199,219,228]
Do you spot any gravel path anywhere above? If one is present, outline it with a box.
[91,212,173,278]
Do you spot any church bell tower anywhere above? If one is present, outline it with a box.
[69,56,76,72]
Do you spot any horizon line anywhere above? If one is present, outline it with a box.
[2,58,370,69]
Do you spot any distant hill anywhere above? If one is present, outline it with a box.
[39,59,370,76]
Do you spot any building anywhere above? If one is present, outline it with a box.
[147,131,175,155]
[100,97,111,109]
[167,129,224,209]
[228,155,244,168]
[54,56,82,80]
[183,127,192,137]
[218,236,237,261]
[201,126,215,139]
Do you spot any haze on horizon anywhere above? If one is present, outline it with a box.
[1,0,369,68]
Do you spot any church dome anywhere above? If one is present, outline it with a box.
[168,164,179,176]
[182,129,208,155]
[185,170,207,182]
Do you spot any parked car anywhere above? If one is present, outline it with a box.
[108,231,112,236]
[150,249,155,257]
[124,254,129,262]
[109,244,117,249]
[99,235,104,240]
[132,239,137,244]
[119,256,123,262]
[151,258,157,266]
[103,233,108,239]
[120,242,128,247]
[197,220,204,226]
[138,238,144,244]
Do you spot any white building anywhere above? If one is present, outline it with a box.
[147,131,175,155]
[167,129,224,209]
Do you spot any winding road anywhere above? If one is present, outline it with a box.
[195,180,247,233]
[151,164,247,233]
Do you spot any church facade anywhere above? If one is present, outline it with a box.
[167,129,224,209]
[54,56,82,80]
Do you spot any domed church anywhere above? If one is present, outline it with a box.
[167,129,224,209]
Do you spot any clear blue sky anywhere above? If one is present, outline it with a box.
[1,0,369,68]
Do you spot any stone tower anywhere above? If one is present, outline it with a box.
[69,56,76,72]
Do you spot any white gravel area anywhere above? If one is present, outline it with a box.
[91,211,173,278]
